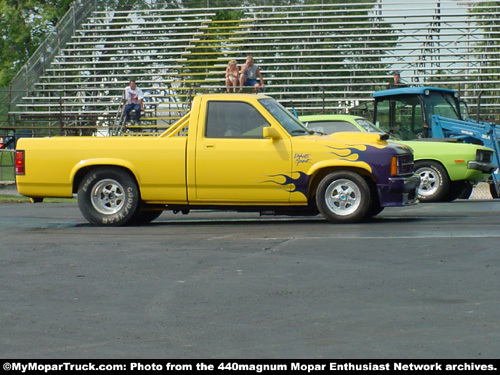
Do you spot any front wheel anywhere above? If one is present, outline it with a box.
[78,167,140,226]
[316,171,371,223]
[490,180,500,199]
[443,181,472,201]
[414,161,450,202]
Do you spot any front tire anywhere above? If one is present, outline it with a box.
[489,179,500,199]
[316,171,371,223]
[78,168,140,226]
[414,161,450,202]
[443,181,472,201]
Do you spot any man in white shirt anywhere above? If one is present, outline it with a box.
[239,56,264,93]
[122,80,144,125]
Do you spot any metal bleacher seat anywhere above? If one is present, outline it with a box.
[9,2,500,135]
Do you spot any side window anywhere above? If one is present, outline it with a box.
[394,99,423,139]
[375,99,390,132]
[205,101,270,138]
[376,98,422,140]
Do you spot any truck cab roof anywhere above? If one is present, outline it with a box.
[373,86,457,98]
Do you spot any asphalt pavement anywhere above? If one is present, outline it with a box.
[1,197,499,359]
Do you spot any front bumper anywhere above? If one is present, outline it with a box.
[378,174,420,207]
[468,161,497,174]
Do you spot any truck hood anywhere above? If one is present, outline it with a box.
[391,140,493,152]
[323,131,389,145]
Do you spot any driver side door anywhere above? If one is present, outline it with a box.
[193,100,293,203]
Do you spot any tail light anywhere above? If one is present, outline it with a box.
[15,150,25,175]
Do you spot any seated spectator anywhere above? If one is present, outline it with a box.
[386,73,408,89]
[239,56,264,93]
[122,80,144,125]
[225,60,239,93]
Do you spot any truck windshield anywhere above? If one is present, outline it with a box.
[259,98,310,136]
[355,118,382,133]
[424,91,461,121]
[375,91,461,140]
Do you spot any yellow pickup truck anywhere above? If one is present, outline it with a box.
[15,94,419,226]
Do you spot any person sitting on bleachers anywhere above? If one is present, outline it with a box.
[386,72,408,89]
[122,80,144,125]
[225,60,240,93]
[239,56,264,93]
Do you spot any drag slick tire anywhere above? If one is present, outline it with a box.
[316,171,371,223]
[78,167,140,226]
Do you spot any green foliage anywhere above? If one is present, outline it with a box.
[0,0,74,87]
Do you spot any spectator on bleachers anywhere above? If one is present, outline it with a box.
[225,60,240,93]
[386,72,408,89]
[122,80,144,125]
[239,56,264,93]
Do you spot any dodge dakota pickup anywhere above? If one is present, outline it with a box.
[15,94,419,226]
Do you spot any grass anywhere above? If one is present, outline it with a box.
[0,150,15,182]
[0,194,77,203]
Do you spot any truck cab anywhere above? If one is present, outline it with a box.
[373,87,464,140]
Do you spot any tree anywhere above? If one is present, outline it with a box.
[0,0,74,87]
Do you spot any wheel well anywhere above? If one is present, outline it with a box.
[308,167,375,201]
[414,159,450,179]
[72,165,139,194]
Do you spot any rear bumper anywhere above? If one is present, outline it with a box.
[378,174,420,207]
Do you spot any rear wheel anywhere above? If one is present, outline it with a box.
[316,171,371,223]
[414,161,450,202]
[78,167,140,226]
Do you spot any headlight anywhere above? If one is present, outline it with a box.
[475,149,493,163]
[391,153,414,176]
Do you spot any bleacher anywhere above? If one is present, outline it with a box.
[6,1,500,136]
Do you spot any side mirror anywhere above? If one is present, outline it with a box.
[263,127,280,140]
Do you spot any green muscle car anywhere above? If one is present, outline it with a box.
[300,114,495,202]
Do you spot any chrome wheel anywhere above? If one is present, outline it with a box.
[414,161,449,202]
[417,168,440,197]
[91,179,126,215]
[324,178,362,216]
